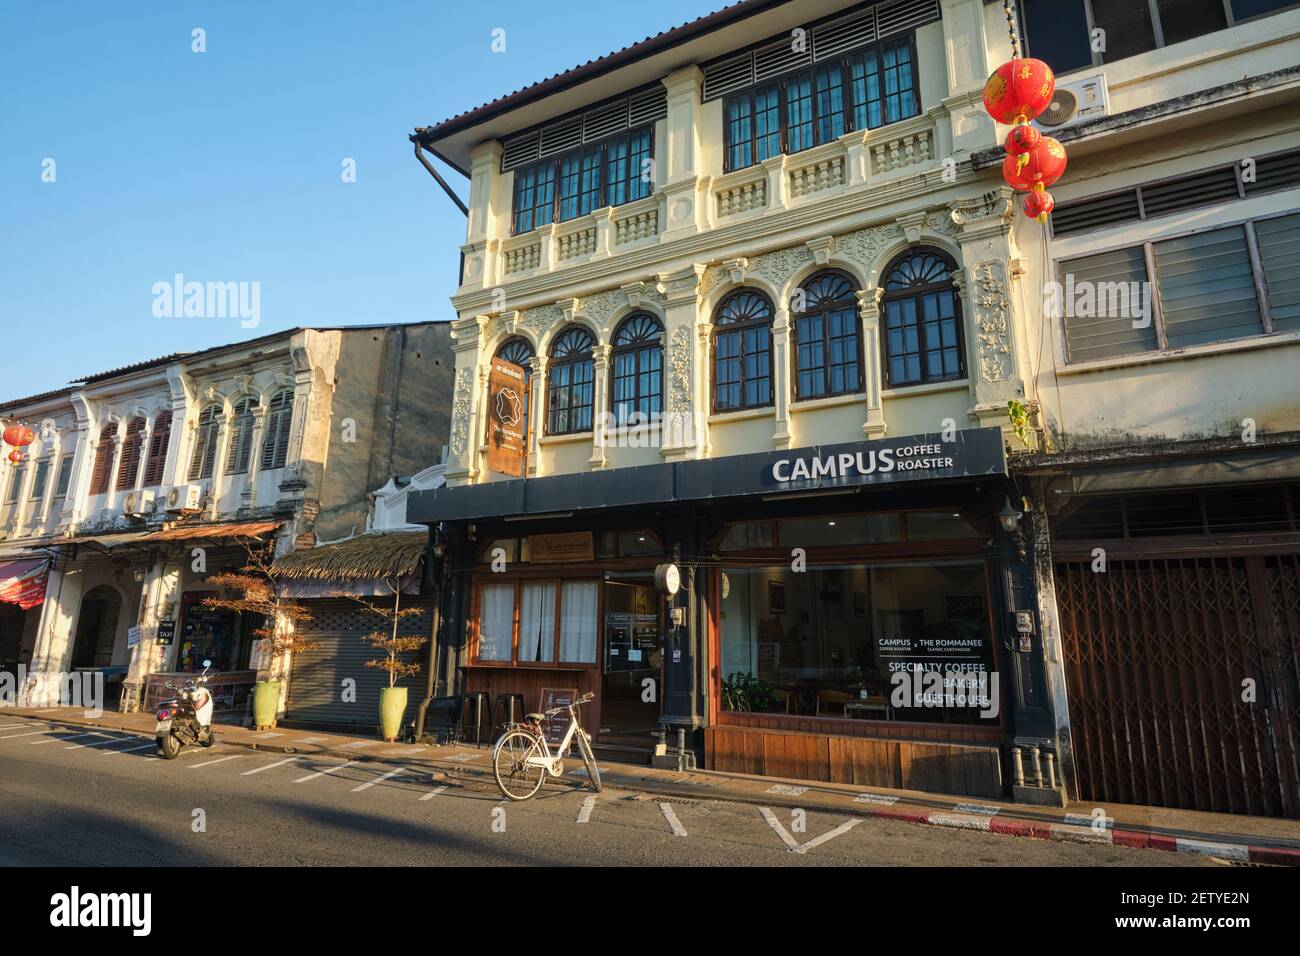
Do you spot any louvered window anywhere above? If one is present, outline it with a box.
[188,404,221,481]
[511,126,653,235]
[1141,166,1241,218]
[261,390,294,471]
[500,84,665,173]
[1059,209,1300,363]
[225,398,258,475]
[88,424,116,495]
[114,417,146,491]
[142,410,171,486]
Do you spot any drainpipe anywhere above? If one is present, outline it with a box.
[411,139,468,216]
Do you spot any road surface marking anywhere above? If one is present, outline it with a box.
[0,730,53,740]
[445,752,482,762]
[766,784,808,796]
[342,741,378,750]
[759,806,861,854]
[659,803,687,836]
[577,795,597,823]
[0,723,44,731]
[294,760,355,783]
[420,785,449,801]
[68,735,131,750]
[853,793,899,805]
[241,756,300,776]
[294,736,325,744]
[953,803,1001,815]
[351,767,406,792]
[35,708,63,713]
[251,732,283,739]
[189,754,242,769]
[104,742,157,755]
[31,732,99,746]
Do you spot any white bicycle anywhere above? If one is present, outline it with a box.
[492,692,602,801]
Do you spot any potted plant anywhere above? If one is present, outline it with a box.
[202,545,317,730]
[722,672,779,713]
[354,580,427,742]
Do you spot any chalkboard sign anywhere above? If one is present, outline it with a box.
[538,687,578,746]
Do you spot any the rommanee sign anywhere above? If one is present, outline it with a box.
[485,357,527,477]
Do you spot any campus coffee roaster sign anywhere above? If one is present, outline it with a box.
[486,357,527,477]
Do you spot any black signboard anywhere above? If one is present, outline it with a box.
[538,687,577,747]
[156,619,176,646]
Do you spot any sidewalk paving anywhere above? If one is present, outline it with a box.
[9,705,1300,865]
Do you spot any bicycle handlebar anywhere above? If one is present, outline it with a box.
[541,692,596,717]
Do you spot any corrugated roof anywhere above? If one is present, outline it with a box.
[413,0,784,146]
[272,530,427,582]
[0,386,76,411]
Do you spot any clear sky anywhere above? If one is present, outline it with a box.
[0,0,709,402]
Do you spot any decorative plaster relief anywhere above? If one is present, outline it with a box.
[449,367,473,457]
[973,262,1013,385]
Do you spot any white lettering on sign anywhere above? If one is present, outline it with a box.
[772,444,959,483]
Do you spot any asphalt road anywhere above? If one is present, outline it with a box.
[0,719,1211,867]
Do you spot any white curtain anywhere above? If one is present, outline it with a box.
[559,581,598,663]
[479,584,515,661]
[519,583,557,662]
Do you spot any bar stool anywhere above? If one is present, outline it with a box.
[458,691,493,746]
[494,693,526,735]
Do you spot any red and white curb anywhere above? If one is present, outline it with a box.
[851,797,1300,865]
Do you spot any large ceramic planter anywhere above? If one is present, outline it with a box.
[379,686,408,742]
[252,680,281,729]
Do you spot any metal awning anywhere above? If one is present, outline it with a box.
[409,428,1007,524]
[26,531,152,553]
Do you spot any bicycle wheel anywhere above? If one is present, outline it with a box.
[578,731,602,793]
[493,729,547,801]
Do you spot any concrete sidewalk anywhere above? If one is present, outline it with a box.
[8,705,1300,865]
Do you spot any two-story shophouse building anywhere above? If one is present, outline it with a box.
[1,323,452,726]
[410,0,1068,800]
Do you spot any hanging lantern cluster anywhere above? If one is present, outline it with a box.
[3,423,35,464]
[981,3,1068,223]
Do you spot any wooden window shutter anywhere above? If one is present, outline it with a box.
[88,425,116,495]
[188,405,220,481]
[225,399,257,474]
[142,410,172,486]
[260,390,293,470]
[115,418,146,491]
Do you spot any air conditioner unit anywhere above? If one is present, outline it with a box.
[123,489,157,517]
[165,484,202,512]
[1033,74,1109,132]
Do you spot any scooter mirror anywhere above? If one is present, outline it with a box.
[202,659,212,668]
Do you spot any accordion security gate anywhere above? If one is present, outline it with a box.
[1055,553,1300,818]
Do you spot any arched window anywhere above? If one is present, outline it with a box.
[712,289,774,412]
[225,397,259,475]
[546,327,595,435]
[793,271,863,400]
[188,404,222,480]
[88,424,117,495]
[260,390,294,471]
[114,417,147,491]
[881,249,965,387]
[610,313,663,424]
[142,410,172,486]
[496,337,534,381]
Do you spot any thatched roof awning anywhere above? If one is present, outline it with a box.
[272,530,427,582]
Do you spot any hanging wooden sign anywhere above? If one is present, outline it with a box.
[485,357,527,477]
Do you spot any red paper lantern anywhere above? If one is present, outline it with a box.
[982,58,1055,125]
[1004,123,1042,157]
[1001,136,1067,192]
[7,450,23,464]
[1023,189,1055,223]
[3,424,34,449]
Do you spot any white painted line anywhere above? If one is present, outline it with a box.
[445,752,482,762]
[189,754,242,769]
[0,723,45,731]
[0,730,53,740]
[854,793,900,805]
[241,756,300,776]
[251,732,283,739]
[1176,838,1250,862]
[1064,812,1113,829]
[294,760,356,783]
[953,803,1001,815]
[766,784,808,796]
[35,708,63,713]
[1050,823,1114,845]
[659,803,687,837]
[928,812,993,832]
[342,741,378,750]
[104,742,157,755]
[294,736,325,744]
[68,735,132,750]
[577,795,597,823]
[759,806,861,853]
[351,767,407,792]
[31,732,100,745]
[420,785,449,802]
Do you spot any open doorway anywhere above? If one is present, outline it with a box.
[71,586,122,669]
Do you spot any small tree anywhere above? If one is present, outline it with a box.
[201,543,318,677]
[353,578,427,689]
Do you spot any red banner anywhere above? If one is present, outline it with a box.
[0,559,49,610]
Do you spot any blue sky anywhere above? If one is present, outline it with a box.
[0,0,708,401]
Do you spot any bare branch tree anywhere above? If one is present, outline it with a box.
[353,577,427,689]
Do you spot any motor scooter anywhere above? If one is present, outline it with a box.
[155,660,217,758]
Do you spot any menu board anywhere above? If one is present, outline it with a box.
[538,687,578,746]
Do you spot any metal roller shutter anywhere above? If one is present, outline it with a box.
[286,598,433,732]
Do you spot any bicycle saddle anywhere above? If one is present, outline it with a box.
[524,712,547,723]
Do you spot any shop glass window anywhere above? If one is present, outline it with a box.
[906,511,980,541]
[518,582,557,663]
[54,453,74,498]
[617,531,661,556]
[712,289,774,412]
[114,416,146,491]
[794,270,862,400]
[1125,491,1205,536]
[88,424,117,494]
[559,581,599,663]
[881,249,965,387]
[778,515,901,547]
[547,327,595,435]
[1253,212,1300,333]
[719,521,774,550]
[478,583,516,661]
[260,390,294,471]
[610,313,663,424]
[718,561,997,725]
[142,410,171,486]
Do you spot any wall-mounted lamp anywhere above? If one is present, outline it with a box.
[997,497,1023,535]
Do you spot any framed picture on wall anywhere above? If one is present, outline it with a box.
[768,580,786,615]
[944,594,986,622]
